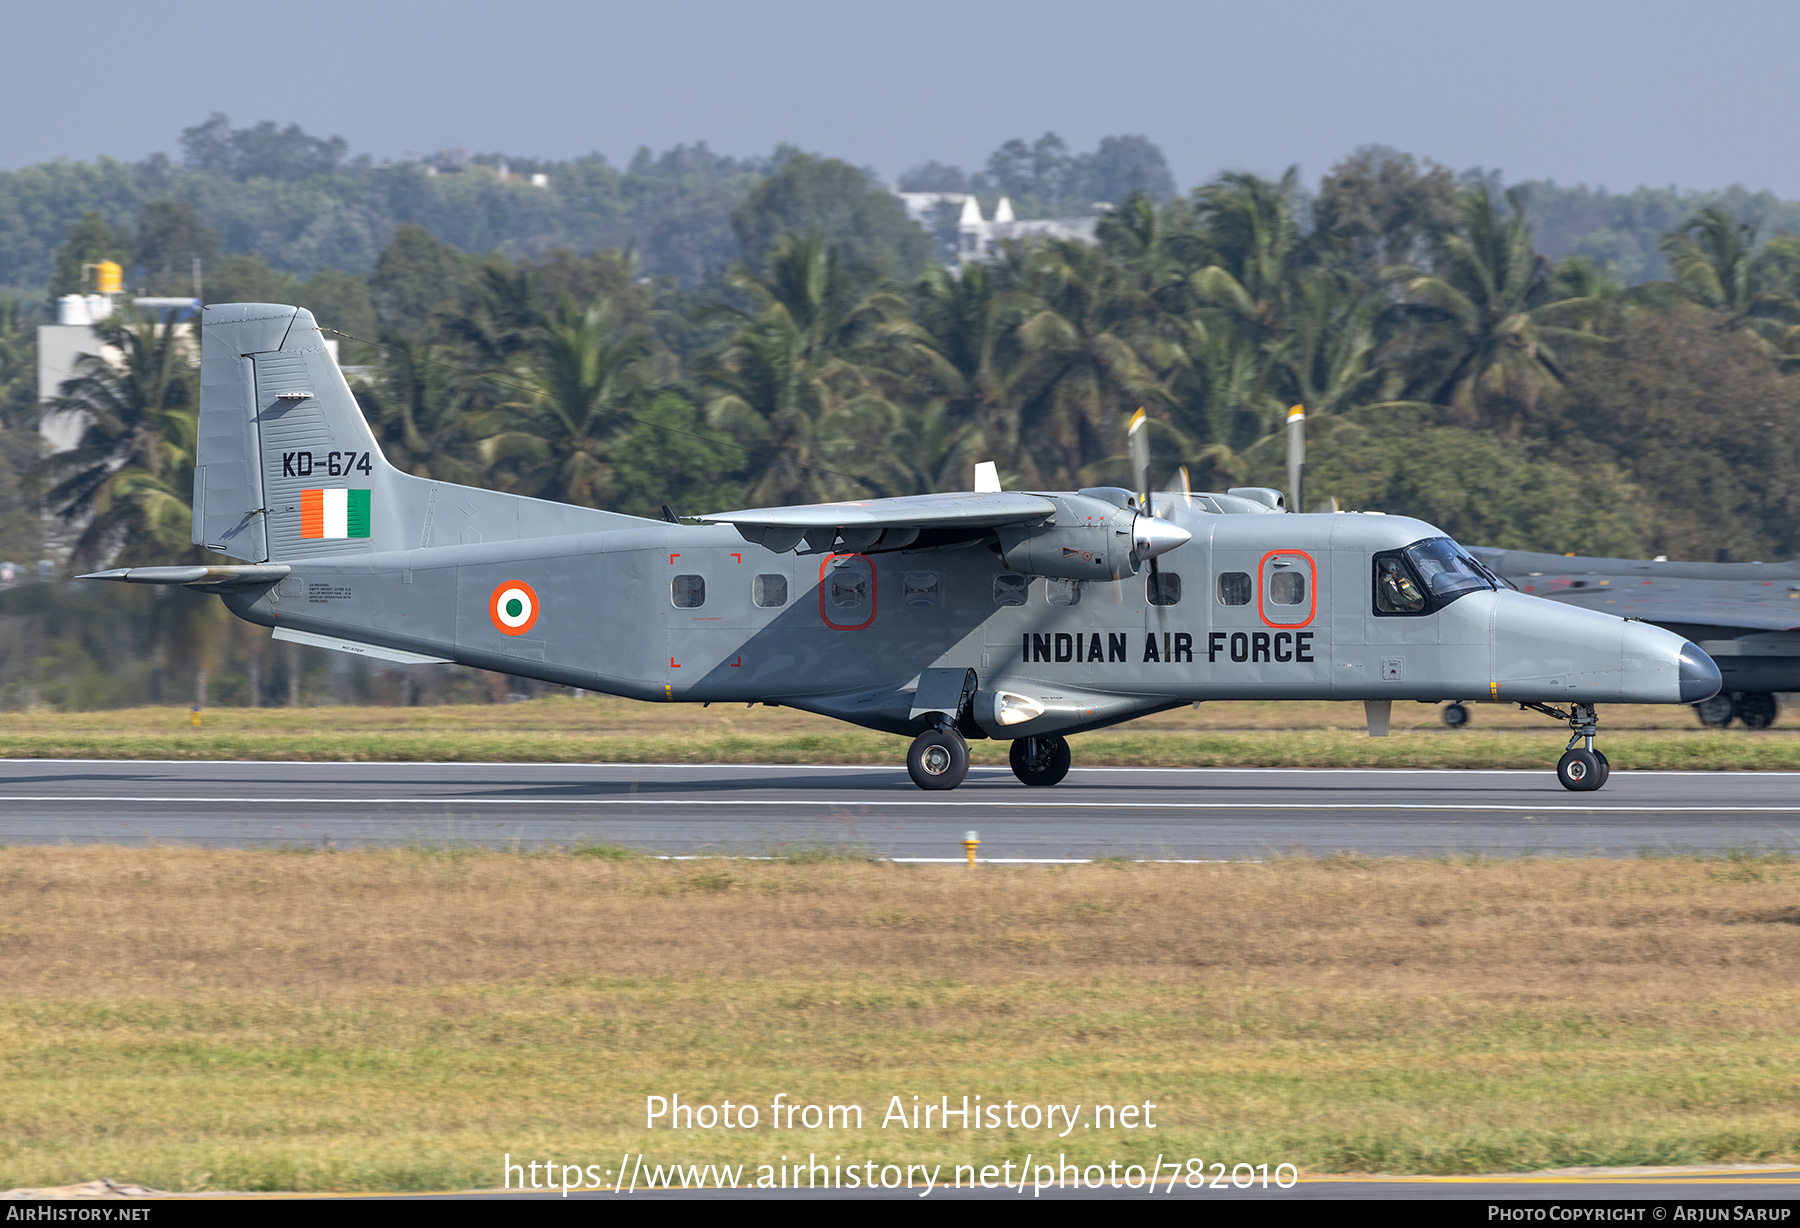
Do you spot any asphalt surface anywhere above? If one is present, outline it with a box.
[3,760,1799,858]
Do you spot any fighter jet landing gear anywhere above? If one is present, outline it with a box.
[1522,701,1609,791]
[1010,734,1071,787]
[1691,691,1778,729]
[907,727,970,790]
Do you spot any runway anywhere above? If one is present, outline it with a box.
[3,760,1798,858]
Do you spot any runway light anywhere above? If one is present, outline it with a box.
[963,830,980,867]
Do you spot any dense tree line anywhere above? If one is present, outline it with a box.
[1,137,1799,708]
[0,117,1182,294]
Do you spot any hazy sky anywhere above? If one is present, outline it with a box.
[9,0,1797,196]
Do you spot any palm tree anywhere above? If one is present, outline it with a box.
[352,333,489,487]
[1380,185,1605,434]
[699,233,919,505]
[990,237,1169,488]
[38,310,198,571]
[1660,208,1800,352]
[472,295,666,507]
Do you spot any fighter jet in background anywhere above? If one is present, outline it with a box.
[83,304,1721,792]
[1466,548,1800,729]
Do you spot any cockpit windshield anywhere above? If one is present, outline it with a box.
[1405,537,1496,601]
[1374,537,1496,615]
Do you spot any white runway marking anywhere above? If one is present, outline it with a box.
[4,795,1800,813]
[7,759,1800,778]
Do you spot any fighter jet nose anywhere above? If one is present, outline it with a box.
[1132,516,1191,563]
[1678,641,1722,704]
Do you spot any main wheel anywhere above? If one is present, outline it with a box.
[1557,748,1604,792]
[1442,702,1470,729]
[1010,734,1071,786]
[1738,692,1779,730]
[1694,694,1735,727]
[1593,749,1610,788]
[907,728,970,791]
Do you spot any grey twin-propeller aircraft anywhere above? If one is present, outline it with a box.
[86,304,1722,792]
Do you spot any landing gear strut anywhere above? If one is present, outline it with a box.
[907,727,970,790]
[1010,734,1071,786]
[1523,701,1609,792]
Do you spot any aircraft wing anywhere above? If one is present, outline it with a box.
[697,492,1057,553]
[1548,590,1800,633]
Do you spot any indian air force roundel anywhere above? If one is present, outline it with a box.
[489,581,541,635]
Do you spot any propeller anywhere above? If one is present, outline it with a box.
[1125,407,1181,595]
[1128,407,1150,513]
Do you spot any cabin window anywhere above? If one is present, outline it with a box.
[1217,572,1252,606]
[671,574,706,608]
[829,569,867,608]
[903,571,941,607]
[1046,578,1081,606]
[1147,572,1182,606]
[752,574,787,608]
[1269,570,1305,605]
[993,574,1028,606]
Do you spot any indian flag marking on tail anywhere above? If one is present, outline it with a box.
[299,489,371,539]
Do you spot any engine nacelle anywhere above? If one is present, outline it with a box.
[993,494,1191,581]
[994,495,1140,580]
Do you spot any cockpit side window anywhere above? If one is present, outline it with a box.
[1373,555,1426,614]
[1374,537,1495,615]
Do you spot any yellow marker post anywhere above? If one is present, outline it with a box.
[190,706,202,729]
[963,830,980,866]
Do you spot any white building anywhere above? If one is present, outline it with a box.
[893,190,1100,265]
[37,294,336,453]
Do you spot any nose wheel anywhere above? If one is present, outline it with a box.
[1557,747,1610,791]
[1524,701,1610,791]
[907,728,970,790]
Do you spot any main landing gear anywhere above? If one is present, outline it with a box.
[1521,701,1610,791]
[904,729,1074,790]
[907,727,970,790]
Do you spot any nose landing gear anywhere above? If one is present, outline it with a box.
[1524,701,1610,791]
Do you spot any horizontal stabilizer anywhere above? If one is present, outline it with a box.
[271,626,450,665]
[80,564,292,587]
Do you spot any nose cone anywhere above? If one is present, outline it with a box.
[1132,515,1191,563]
[1678,641,1722,703]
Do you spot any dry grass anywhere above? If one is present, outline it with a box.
[2,847,1799,1189]
[0,695,1795,768]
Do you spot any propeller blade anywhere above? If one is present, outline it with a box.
[1127,407,1149,509]
[973,460,1001,493]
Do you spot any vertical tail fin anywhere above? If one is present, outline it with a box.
[193,303,637,563]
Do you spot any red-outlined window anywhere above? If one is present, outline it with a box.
[819,554,876,630]
[1258,550,1316,628]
